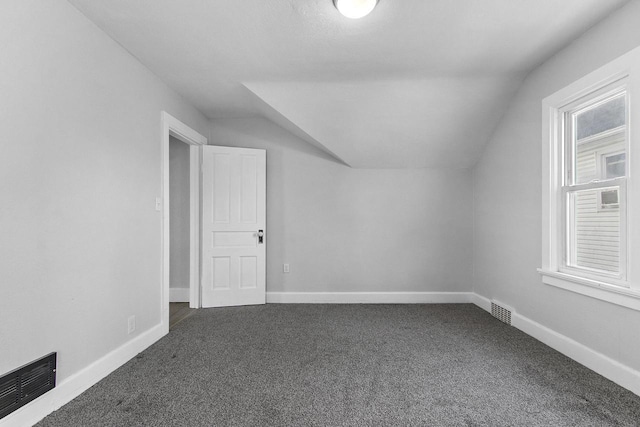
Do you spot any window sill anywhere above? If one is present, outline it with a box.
[537,269,640,311]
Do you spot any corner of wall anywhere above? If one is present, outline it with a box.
[0,325,166,427]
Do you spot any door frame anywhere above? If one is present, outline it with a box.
[161,111,207,333]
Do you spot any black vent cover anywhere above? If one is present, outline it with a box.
[0,352,56,419]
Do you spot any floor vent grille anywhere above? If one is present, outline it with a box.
[491,301,512,326]
[0,352,56,420]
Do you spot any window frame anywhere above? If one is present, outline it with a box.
[559,88,628,283]
[540,46,640,311]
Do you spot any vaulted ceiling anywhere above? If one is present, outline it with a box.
[67,0,629,168]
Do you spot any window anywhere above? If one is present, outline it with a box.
[562,91,627,279]
[540,46,640,311]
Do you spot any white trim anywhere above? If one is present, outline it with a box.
[188,146,201,309]
[0,325,164,427]
[169,287,190,302]
[161,111,207,331]
[471,293,492,312]
[538,269,640,311]
[266,291,474,304]
[472,293,640,397]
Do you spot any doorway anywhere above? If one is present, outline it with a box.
[168,136,195,330]
[161,112,207,335]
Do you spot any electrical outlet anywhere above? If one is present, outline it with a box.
[283,263,290,273]
[127,315,136,334]
[155,197,161,211]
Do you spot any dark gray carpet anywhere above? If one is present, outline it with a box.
[38,304,640,426]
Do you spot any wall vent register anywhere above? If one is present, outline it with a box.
[0,353,57,419]
[491,301,512,326]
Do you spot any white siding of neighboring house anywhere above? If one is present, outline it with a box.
[573,130,624,273]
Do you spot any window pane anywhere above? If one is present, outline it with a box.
[576,95,625,140]
[572,93,626,184]
[567,187,620,274]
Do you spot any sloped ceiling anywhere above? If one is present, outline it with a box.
[67,0,629,168]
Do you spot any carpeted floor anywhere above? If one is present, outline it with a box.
[38,304,640,426]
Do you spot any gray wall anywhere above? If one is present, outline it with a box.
[169,136,190,295]
[0,0,209,383]
[8,0,638,415]
[210,117,474,294]
[473,0,640,374]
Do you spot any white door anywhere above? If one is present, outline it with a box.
[201,145,266,307]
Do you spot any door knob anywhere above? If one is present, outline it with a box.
[257,230,264,244]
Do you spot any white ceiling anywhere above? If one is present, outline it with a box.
[67,0,629,168]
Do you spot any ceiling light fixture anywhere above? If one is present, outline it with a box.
[333,0,379,19]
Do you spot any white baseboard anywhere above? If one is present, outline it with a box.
[1,324,166,427]
[266,291,474,304]
[169,287,190,302]
[472,293,640,397]
[472,293,492,311]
